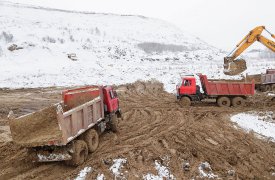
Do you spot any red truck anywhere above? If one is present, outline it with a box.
[176,74,255,107]
[9,85,121,166]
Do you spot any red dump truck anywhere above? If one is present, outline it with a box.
[9,86,121,166]
[176,74,255,107]
[244,69,275,92]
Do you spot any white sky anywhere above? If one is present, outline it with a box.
[5,0,275,51]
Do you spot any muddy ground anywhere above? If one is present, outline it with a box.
[0,82,275,179]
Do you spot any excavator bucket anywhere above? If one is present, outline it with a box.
[223,57,247,76]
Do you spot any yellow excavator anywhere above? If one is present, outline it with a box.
[224,26,275,76]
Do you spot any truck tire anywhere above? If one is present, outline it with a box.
[272,84,275,91]
[179,97,191,106]
[110,115,119,133]
[66,140,88,166]
[259,85,266,92]
[83,129,99,153]
[231,97,245,107]
[265,85,271,92]
[217,97,230,107]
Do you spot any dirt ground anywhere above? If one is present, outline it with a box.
[0,82,275,179]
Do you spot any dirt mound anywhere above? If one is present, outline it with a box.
[0,83,275,179]
[117,79,165,95]
[244,74,262,84]
[9,105,62,147]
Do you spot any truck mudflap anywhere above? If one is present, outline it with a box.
[31,147,72,162]
[116,108,122,119]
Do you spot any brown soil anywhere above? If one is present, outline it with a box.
[244,74,262,84]
[224,59,247,76]
[64,94,97,111]
[0,82,275,179]
[9,105,62,147]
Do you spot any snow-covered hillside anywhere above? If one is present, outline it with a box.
[0,1,274,92]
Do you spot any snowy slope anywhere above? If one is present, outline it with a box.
[0,1,274,92]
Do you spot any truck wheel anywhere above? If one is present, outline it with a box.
[83,129,99,153]
[265,85,271,92]
[110,115,119,133]
[272,84,275,91]
[66,140,88,166]
[179,97,191,106]
[232,97,245,107]
[259,85,266,92]
[217,97,230,107]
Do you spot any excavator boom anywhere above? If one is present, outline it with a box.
[224,26,275,76]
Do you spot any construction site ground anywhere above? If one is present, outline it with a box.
[0,81,275,179]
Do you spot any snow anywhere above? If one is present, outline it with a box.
[109,158,127,177]
[231,112,275,142]
[96,174,105,180]
[143,160,175,180]
[198,162,218,179]
[0,1,274,92]
[37,153,70,161]
[75,167,92,180]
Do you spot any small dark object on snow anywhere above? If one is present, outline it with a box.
[67,53,78,61]
[8,44,23,51]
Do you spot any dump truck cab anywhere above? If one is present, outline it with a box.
[177,76,197,96]
[102,86,120,114]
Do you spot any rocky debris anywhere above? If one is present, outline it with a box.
[67,53,78,61]
[228,169,235,176]
[7,44,23,51]
[198,162,218,179]
[183,162,190,171]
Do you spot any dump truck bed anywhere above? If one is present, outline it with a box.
[9,88,104,147]
[244,74,262,84]
[244,70,275,85]
[261,73,275,85]
[199,74,255,96]
[9,105,63,147]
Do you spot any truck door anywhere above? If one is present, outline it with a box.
[109,89,119,112]
[180,78,196,95]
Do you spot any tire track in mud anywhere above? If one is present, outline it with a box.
[0,81,275,179]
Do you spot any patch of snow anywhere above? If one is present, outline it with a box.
[96,173,105,180]
[75,167,92,180]
[109,158,127,177]
[198,162,218,179]
[143,160,175,180]
[231,112,275,142]
[37,153,70,161]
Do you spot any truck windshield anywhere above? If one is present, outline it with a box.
[109,89,117,99]
[183,80,191,86]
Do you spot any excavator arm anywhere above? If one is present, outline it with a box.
[224,26,275,75]
[258,35,275,51]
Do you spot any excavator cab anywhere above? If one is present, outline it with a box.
[223,57,247,76]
